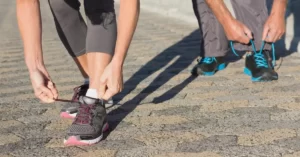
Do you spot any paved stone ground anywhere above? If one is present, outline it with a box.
[1,1,300,157]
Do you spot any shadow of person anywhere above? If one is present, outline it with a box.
[105,30,201,136]
[267,0,300,58]
[287,0,300,53]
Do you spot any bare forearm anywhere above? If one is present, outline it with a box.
[205,0,234,25]
[17,0,43,73]
[112,0,140,66]
[270,0,288,16]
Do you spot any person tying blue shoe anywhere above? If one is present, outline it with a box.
[191,0,287,82]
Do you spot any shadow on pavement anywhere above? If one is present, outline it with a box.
[105,30,201,136]
[267,0,300,58]
[105,0,300,137]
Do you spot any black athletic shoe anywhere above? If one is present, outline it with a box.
[244,50,278,82]
[64,96,109,146]
[191,57,226,76]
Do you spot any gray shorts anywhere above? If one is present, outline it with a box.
[48,0,117,57]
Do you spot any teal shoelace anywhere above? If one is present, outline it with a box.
[230,40,276,68]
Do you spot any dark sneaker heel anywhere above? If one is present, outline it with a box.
[64,122,109,146]
[191,57,226,76]
[201,63,226,76]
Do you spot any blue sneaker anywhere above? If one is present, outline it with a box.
[244,50,278,82]
[230,40,278,82]
[191,57,226,76]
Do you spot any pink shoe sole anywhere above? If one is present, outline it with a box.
[64,123,109,146]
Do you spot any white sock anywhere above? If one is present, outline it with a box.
[86,89,98,99]
[83,78,89,85]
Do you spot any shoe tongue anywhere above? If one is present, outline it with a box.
[79,96,98,105]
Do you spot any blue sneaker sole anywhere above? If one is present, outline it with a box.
[244,67,278,82]
[201,63,226,76]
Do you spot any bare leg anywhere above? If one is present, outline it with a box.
[49,0,89,79]
[84,0,117,98]
[73,54,89,78]
[87,53,112,89]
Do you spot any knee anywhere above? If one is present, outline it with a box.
[49,0,80,14]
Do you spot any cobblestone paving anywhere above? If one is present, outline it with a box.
[1,1,300,157]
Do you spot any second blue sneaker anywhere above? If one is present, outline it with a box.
[191,57,226,76]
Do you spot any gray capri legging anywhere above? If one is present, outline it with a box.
[48,0,117,57]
